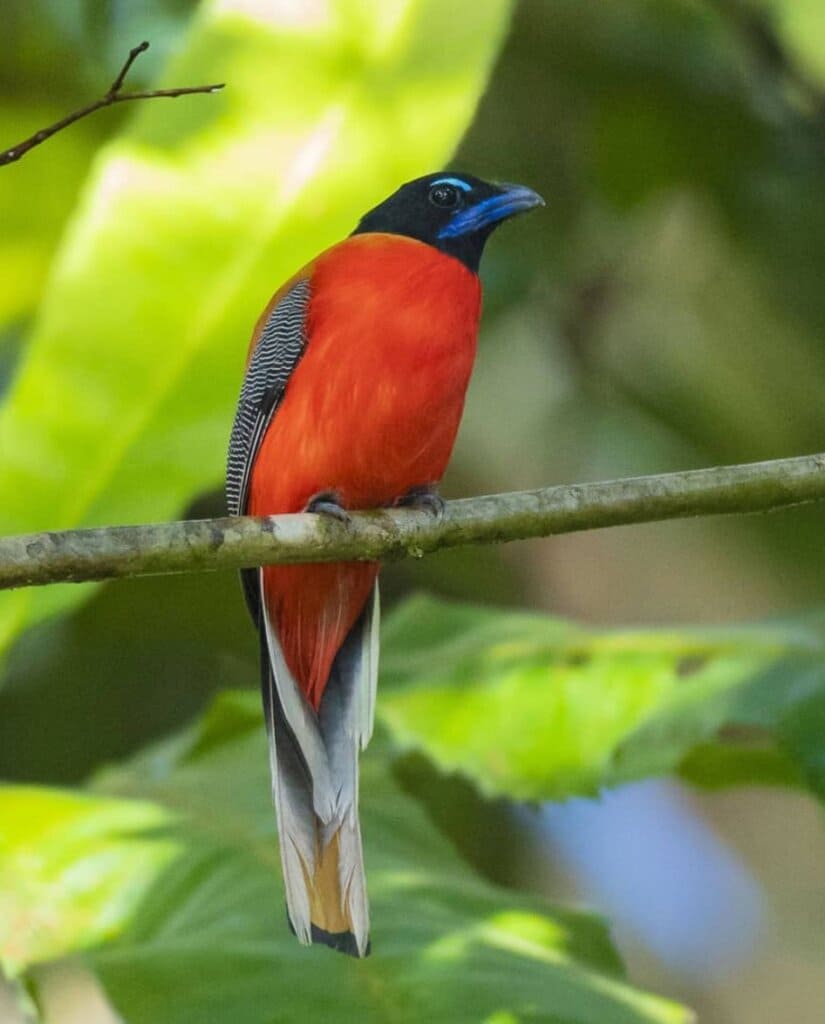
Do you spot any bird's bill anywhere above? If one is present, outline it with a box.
[438,183,545,239]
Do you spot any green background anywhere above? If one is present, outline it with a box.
[2,1,825,1021]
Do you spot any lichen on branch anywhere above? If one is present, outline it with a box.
[2,452,825,590]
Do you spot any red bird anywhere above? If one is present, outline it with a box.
[226,172,543,956]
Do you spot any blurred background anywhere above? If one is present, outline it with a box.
[2,1,825,1021]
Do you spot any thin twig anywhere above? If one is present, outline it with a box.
[0,40,224,167]
[1,452,825,590]
[109,39,150,95]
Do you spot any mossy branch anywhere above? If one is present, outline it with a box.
[1,452,825,590]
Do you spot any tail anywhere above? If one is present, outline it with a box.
[258,573,379,957]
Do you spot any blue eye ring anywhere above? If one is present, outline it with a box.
[428,176,472,210]
[430,177,472,192]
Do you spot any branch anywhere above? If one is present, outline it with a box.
[0,41,224,168]
[2,452,825,590]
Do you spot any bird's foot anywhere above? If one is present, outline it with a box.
[395,485,445,520]
[306,491,351,524]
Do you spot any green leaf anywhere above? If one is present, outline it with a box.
[0,0,202,345]
[378,594,824,801]
[0,105,97,336]
[0,692,691,1024]
[0,0,512,660]
[0,786,178,975]
[763,0,825,86]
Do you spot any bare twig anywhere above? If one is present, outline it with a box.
[1,452,825,590]
[0,41,224,167]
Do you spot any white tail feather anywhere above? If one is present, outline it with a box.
[261,579,379,956]
[359,585,380,750]
[261,573,336,822]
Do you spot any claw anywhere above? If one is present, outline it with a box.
[395,485,445,520]
[306,491,351,524]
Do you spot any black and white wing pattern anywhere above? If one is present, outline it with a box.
[225,277,311,518]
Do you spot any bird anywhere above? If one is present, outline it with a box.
[226,172,543,957]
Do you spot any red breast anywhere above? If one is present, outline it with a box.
[249,233,481,705]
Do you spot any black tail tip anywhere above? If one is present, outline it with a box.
[310,923,371,958]
[287,913,371,957]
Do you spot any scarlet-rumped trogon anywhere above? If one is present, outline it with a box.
[226,172,542,956]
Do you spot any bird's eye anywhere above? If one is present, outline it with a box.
[429,183,460,209]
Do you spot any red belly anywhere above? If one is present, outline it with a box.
[248,234,481,705]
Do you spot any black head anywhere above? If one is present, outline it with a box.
[352,172,544,272]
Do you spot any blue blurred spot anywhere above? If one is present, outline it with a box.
[528,781,764,979]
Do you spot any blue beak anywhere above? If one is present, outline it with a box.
[437,183,544,239]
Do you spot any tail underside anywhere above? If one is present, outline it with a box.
[259,574,379,957]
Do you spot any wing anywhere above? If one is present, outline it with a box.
[225,276,311,519]
[226,276,311,619]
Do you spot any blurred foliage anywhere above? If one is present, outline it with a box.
[4,0,825,1021]
[0,694,691,1024]
[0,0,198,343]
[10,586,825,1020]
[0,787,178,974]
[380,595,819,800]
[0,0,512,658]
[442,0,825,630]
[0,111,93,333]
[0,567,253,784]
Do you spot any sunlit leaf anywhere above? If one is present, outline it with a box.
[0,0,512,660]
[0,107,97,335]
[0,787,178,975]
[0,692,691,1024]
[763,0,825,86]
[379,595,825,801]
